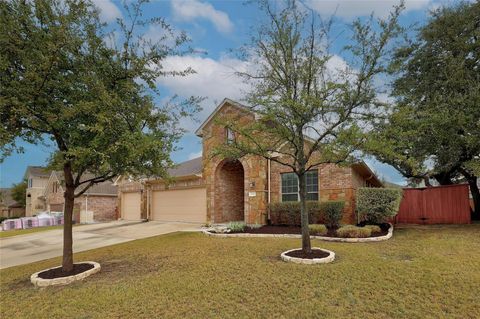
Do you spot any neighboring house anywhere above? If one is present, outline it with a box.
[117,98,382,224]
[25,166,51,216]
[44,171,118,223]
[0,188,26,218]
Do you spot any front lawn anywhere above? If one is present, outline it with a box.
[0,225,64,238]
[1,225,479,318]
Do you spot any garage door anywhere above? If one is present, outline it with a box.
[151,187,206,223]
[122,192,142,220]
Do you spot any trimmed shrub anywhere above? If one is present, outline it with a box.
[356,188,403,223]
[363,224,381,233]
[336,225,371,238]
[227,221,246,233]
[320,201,345,228]
[269,201,322,226]
[308,224,328,236]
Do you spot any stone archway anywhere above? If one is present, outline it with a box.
[214,159,245,223]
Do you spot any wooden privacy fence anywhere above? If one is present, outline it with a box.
[396,184,471,224]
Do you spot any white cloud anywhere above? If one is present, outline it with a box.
[171,0,234,33]
[187,150,202,160]
[91,0,122,23]
[157,54,251,131]
[306,0,432,19]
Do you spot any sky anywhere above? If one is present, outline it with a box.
[0,0,457,187]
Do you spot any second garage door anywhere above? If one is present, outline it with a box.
[121,192,142,220]
[151,187,206,223]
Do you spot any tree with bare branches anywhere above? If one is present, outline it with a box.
[214,0,403,254]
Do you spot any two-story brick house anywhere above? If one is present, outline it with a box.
[118,98,382,224]
[25,166,51,216]
[44,171,118,223]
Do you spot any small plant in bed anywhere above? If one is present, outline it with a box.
[363,224,382,234]
[227,221,247,233]
[308,224,328,236]
[336,225,372,238]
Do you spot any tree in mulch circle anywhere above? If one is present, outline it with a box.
[0,0,201,273]
[213,0,404,255]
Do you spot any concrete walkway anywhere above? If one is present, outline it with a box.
[0,221,202,269]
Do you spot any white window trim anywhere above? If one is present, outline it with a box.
[280,170,319,202]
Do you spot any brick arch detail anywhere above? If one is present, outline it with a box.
[212,158,248,223]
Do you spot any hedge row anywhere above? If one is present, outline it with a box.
[269,201,345,227]
[356,187,403,223]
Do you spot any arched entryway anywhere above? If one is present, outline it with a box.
[214,159,245,223]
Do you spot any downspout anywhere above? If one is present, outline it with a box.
[85,194,88,223]
[268,158,271,221]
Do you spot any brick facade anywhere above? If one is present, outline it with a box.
[214,159,245,222]
[46,179,117,222]
[199,100,381,225]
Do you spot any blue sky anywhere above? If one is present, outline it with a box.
[0,0,456,187]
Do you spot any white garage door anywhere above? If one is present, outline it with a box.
[122,192,142,220]
[151,187,206,223]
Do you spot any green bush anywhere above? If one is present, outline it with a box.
[269,201,322,226]
[308,224,328,236]
[336,225,371,238]
[364,224,381,233]
[356,188,403,223]
[227,221,246,233]
[320,201,345,228]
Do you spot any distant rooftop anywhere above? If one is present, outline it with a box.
[167,157,202,177]
[25,166,51,178]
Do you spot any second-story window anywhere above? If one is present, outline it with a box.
[226,127,235,143]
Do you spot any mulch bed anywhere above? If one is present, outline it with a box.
[38,263,94,279]
[285,249,330,259]
[228,223,390,237]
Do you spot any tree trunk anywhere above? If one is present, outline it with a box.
[467,176,480,220]
[62,164,75,272]
[298,172,311,254]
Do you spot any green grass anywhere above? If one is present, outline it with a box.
[0,225,64,238]
[1,225,480,318]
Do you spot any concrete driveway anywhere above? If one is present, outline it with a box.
[0,221,202,269]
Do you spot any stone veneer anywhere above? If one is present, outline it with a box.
[199,101,370,225]
[202,103,268,224]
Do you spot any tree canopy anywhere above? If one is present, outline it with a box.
[0,0,200,271]
[215,0,403,253]
[363,1,480,215]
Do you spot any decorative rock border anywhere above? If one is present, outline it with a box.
[281,248,335,264]
[203,223,393,242]
[31,261,101,288]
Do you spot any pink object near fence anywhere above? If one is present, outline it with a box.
[21,217,39,229]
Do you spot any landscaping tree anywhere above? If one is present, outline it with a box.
[11,179,27,207]
[214,0,403,253]
[0,0,200,272]
[363,1,480,216]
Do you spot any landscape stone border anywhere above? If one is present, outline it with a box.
[203,223,393,242]
[31,261,101,288]
[281,248,335,264]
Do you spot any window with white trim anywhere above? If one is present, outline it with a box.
[281,170,318,202]
[226,127,235,143]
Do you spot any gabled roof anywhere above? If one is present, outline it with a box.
[24,166,50,179]
[167,157,202,177]
[115,157,203,185]
[195,98,253,137]
[352,162,383,188]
